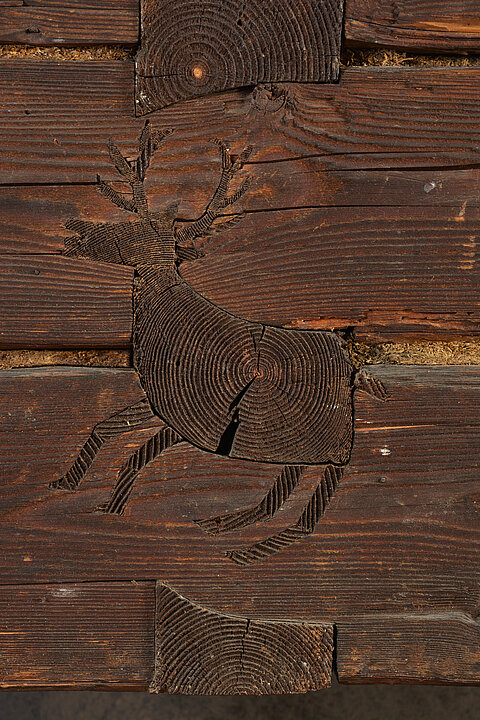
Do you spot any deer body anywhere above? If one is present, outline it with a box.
[52,124,387,566]
[134,264,354,464]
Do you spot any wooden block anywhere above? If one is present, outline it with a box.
[0,254,133,348]
[0,0,139,46]
[135,0,344,113]
[345,0,480,52]
[0,365,478,624]
[0,582,154,688]
[1,63,479,184]
[151,583,334,694]
[337,613,480,684]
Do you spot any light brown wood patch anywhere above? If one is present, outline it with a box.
[151,583,334,694]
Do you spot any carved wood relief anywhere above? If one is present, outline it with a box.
[49,125,388,565]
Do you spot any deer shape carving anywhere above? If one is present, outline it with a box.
[50,123,388,566]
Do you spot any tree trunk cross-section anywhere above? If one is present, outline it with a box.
[136,0,344,113]
[151,583,334,694]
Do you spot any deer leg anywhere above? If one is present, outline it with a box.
[225,465,343,566]
[195,465,305,535]
[95,425,182,515]
[50,398,155,492]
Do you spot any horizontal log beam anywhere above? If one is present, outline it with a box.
[337,613,480,685]
[0,0,138,46]
[1,63,479,184]
[1,201,478,345]
[0,581,154,688]
[0,254,133,348]
[2,168,480,254]
[345,0,480,52]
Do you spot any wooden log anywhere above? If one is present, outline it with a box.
[180,205,480,341]
[0,364,478,634]
[151,583,334,694]
[1,202,479,344]
[337,613,480,684]
[135,0,344,112]
[0,254,133,348]
[1,63,480,185]
[0,582,154,688]
[345,0,480,52]
[0,0,138,46]
[2,169,480,254]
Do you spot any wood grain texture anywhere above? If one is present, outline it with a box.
[0,365,479,631]
[345,0,480,52]
[0,254,133,348]
[1,63,480,185]
[180,205,480,341]
[337,613,480,684]
[136,0,343,113]
[0,0,138,46]
[0,582,154,688]
[151,583,333,694]
[2,169,480,254]
[1,204,479,344]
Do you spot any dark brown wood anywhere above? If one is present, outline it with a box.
[2,207,479,348]
[0,254,133,348]
[337,613,480,684]
[135,0,344,113]
[181,205,480,341]
[345,0,480,52]
[151,583,334,694]
[2,169,480,254]
[1,63,479,185]
[1,125,479,346]
[0,0,138,46]
[0,582,154,688]
[1,364,479,684]
[0,364,478,610]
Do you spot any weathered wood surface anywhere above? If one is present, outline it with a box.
[2,63,480,184]
[2,62,480,342]
[135,0,344,113]
[152,583,334,694]
[0,364,479,684]
[337,613,480,685]
[1,201,478,346]
[0,582,154,689]
[0,0,138,46]
[345,0,480,52]
[0,254,133,348]
[3,170,480,254]
[1,365,478,610]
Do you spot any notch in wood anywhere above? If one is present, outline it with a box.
[135,0,344,114]
[151,583,334,695]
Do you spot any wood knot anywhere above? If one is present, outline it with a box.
[250,84,287,114]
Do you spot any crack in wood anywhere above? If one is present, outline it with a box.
[49,124,389,564]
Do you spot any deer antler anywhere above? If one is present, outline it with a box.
[175,139,252,245]
[97,121,174,217]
